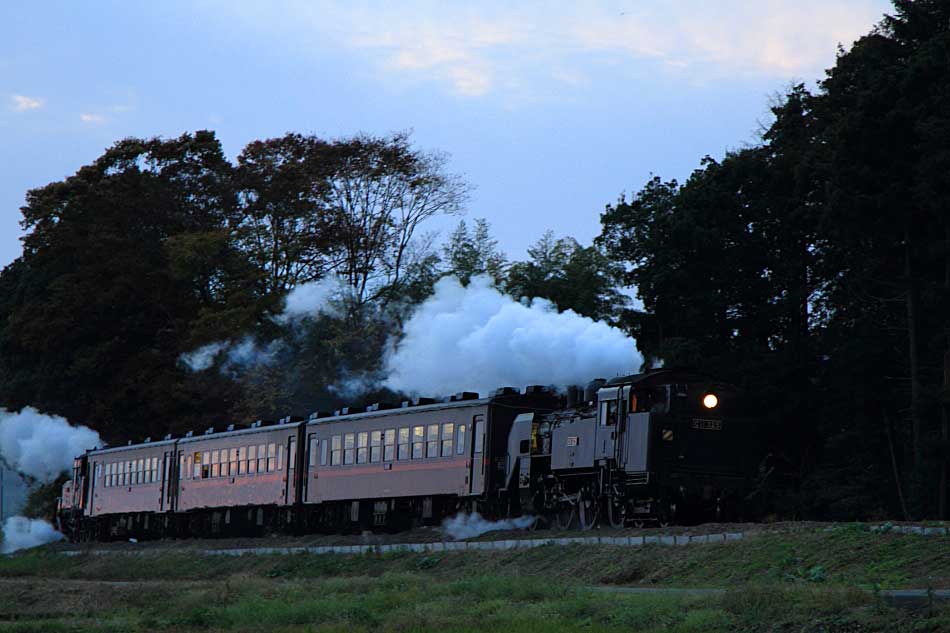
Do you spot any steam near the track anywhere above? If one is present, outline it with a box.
[1,516,63,553]
[0,407,101,483]
[179,277,343,372]
[442,512,535,540]
[384,276,642,396]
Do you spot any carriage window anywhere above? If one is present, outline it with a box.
[267,443,277,472]
[441,423,454,456]
[321,437,329,466]
[344,434,355,465]
[258,444,267,472]
[211,450,220,478]
[117,462,122,486]
[247,445,257,473]
[426,424,439,458]
[309,435,318,467]
[384,429,395,462]
[104,463,110,487]
[277,444,283,471]
[153,457,160,482]
[106,463,112,487]
[180,453,187,480]
[412,426,424,459]
[289,437,297,471]
[456,424,467,455]
[474,418,485,453]
[398,427,410,460]
[357,432,369,464]
[331,435,342,465]
[370,431,382,463]
[135,460,143,484]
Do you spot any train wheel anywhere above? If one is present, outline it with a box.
[578,498,599,531]
[554,504,576,530]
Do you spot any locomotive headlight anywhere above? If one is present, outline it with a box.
[702,393,719,409]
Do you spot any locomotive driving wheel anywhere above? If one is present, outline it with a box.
[554,502,577,530]
[578,496,599,531]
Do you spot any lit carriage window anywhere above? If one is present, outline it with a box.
[146,458,153,484]
[320,437,329,466]
[383,429,395,462]
[412,426,424,459]
[247,445,257,474]
[441,423,454,457]
[258,444,267,472]
[211,450,220,478]
[289,437,297,470]
[308,435,318,467]
[427,424,439,458]
[179,453,186,480]
[202,452,211,479]
[268,443,277,472]
[277,443,283,471]
[136,460,143,485]
[193,452,202,479]
[356,432,369,464]
[343,434,355,465]
[331,435,342,466]
[153,457,160,482]
[456,424,467,455]
[219,451,228,478]
[373,430,386,462]
[398,427,410,460]
[118,461,125,486]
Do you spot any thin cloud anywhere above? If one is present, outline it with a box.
[212,1,887,98]
[10,95,44,112]
[80,113,106,124]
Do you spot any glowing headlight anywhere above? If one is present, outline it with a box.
[702,393,719,409]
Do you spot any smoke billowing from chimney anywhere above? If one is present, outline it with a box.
[383,275,642,396]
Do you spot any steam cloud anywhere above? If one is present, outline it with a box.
[383,276,642,396]
[179,277,343,373]
[1,516,64,554]
[442,512,535,540]
[0,407,102,483]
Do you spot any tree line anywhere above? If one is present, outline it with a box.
[1,0,948,519]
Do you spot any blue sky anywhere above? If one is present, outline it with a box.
[0,1,890,269]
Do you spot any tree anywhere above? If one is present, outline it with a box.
[442,218,507,285]
[0,132,258,442]
[506,231,627,323]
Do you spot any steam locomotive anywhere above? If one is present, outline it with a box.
[58,368,761,540]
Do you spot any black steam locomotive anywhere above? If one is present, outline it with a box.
[58,368,761,540]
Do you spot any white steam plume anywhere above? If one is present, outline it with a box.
[179,276,343,373]
[1,516,63,553]
[442,512,535,540]
[383,276,642,396]
[0,407,102,483]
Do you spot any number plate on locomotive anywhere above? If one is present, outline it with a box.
[566,436,579,446]
[691,418,722,431]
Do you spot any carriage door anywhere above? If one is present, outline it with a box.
[469,415,486,495]
[304,434,317,502]
[285,436,297,504]
[160,451,172,511]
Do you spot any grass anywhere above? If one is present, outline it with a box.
[0,526,948,631]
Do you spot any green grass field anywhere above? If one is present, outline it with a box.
[1,525,948,632]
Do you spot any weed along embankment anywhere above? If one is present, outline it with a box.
[1,524,949,631]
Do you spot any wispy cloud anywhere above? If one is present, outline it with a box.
[80,113,106,124]
[211,1,887,98]
[10,95,44,112]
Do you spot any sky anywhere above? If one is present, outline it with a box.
[0,0,891,269]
